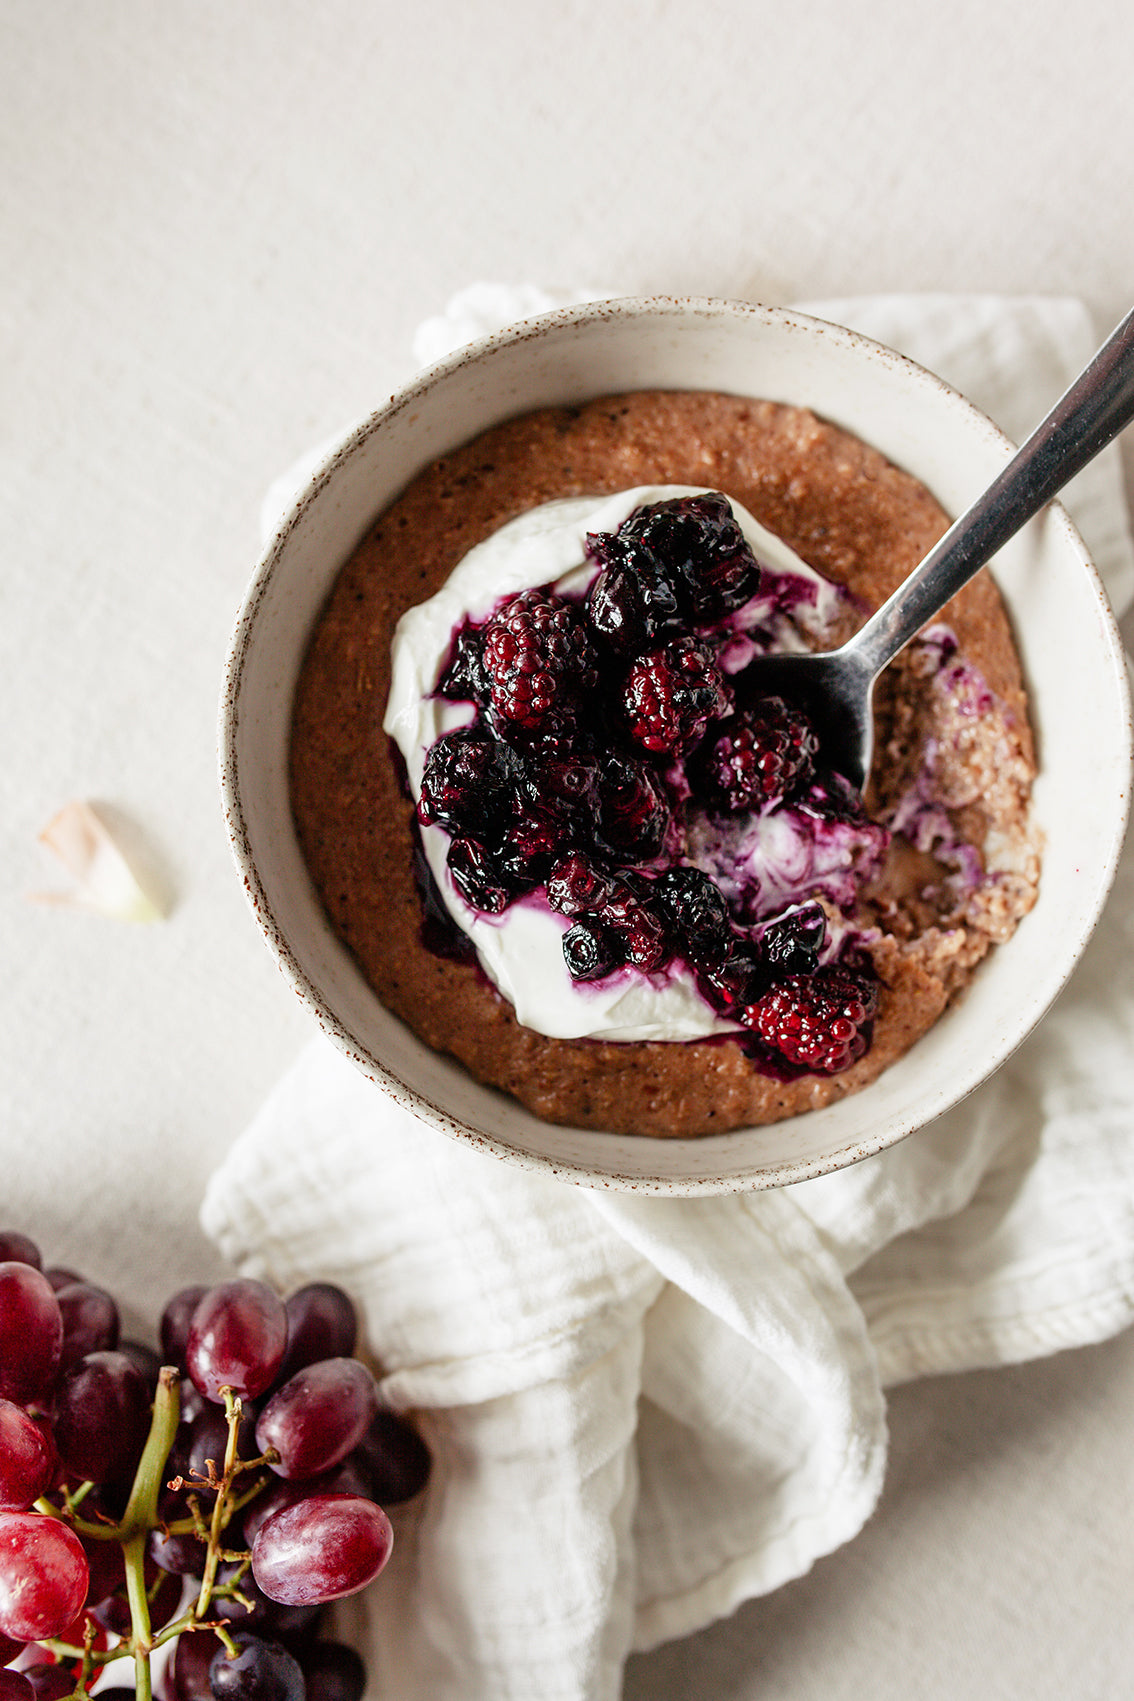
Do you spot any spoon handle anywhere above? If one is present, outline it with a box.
[847,303,1134,679]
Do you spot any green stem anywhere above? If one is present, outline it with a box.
[122,1529,153,1701]
[194,1389,243,1620]
[33,1497,123,1542]
[39,1639,123,1667]
[120,1365,182,1539]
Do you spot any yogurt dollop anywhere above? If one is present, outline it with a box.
[384,487,847,1042]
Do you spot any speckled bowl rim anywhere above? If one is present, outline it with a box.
[220,296,1132,1194]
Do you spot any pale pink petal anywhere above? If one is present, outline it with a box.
[30,800,163,921]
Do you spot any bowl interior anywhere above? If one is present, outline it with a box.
[221,298,1132,1193]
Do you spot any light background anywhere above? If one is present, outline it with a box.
[2,3,1132,1696]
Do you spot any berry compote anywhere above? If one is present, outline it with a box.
[415,492,883,1079]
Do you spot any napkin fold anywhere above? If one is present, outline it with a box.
[202,292,1134,1701]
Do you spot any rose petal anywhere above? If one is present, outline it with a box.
[30,800,164,922]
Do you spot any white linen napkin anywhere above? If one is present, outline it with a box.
[202,292,1134,1701]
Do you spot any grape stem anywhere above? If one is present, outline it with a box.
[122,1529,154,1701]
[32,1496,122,1543]
[39,1371,279,1697]
[121,1366,182,1539]
[194,1387,244,1620]
[164,1470,272,1538]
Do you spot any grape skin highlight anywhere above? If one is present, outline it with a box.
[0,1401,53,1512]
[255,1358,378,1481]
[0,1512,89,1641]
[186,1280,288,1403]
[251,1494,394,1606]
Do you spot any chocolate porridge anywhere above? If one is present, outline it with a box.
[289,393,1039,1137]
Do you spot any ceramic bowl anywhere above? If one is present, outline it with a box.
[219,297,1132,1194]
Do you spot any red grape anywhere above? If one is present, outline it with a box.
[91,1565,180,1636]
[80,1533,126,1604]
[56,1604,109,1651]
[0,1513,89,1640]
[0,1403,53,1512]
[21,1664,76,1701]
[54,1283,119,1373]
[208,1636,304,1701]
[274,1285,357,1385]
[298,1641,366,1701]
[27,1416,63,1497]
[255,1359,378,1481]
[183,1401,257,1496]
[240,1458,370,1549]
[0,1246,390,1701]
[352,1406,431,1504]
[170,1628,226,1701]
[147,1527,206,1578]
[178,1378,208,1427]
[210,1561,319,1641]
[187,1282,287,1403]
[160,1286,208,1375]
[0,1266,62,1405]
[239,1478,307,1549]
[117,1338,162,1393]
[251,1495,392,1606]
[0,1235,40,1270]
[53,1351,151,1486]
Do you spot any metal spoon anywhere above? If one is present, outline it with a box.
[747,304,1134,791]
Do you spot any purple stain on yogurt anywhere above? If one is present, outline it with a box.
[686,791,890,923]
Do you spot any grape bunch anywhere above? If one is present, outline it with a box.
[0,1231,430,1701]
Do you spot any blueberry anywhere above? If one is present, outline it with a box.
[562,920,622,981]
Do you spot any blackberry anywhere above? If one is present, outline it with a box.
[699,696,818,811]
[482,590,597,731]
[584,534,680,655]
[594,755,671,861]
[802,768,870,823]
[619,493,762,621]
[742,966,878,1074]
[417,726,509,840]
[490,735,592,831]
[445,837,516,915]
[547,853,616,917]
[622,638,731,756]
[758,903,826,977]
[652,867,734,969]
[601,886,668,972]
[436,621,489,704]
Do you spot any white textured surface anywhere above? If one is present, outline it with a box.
[3,5,1134,1698]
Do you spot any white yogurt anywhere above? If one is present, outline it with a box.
[383,487,843,1042]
